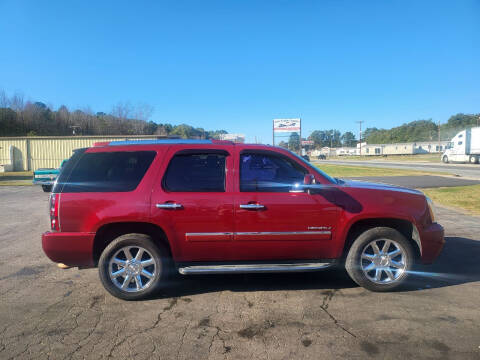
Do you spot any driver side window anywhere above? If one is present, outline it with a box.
[240,153,306,192]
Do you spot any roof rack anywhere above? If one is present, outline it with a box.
[107,139,213,146]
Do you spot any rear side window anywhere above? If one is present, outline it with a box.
[163,153,226,192]
[61,151,156,193]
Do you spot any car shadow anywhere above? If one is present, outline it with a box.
[405,236,480,291]
[151,268,358,300]
[150,236,480,300]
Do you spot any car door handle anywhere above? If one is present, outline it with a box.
[239,204,265,210]
[156,203,183,209]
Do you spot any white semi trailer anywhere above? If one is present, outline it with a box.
[442,127,480,164]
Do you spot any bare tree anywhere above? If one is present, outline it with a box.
[0,89,9,108]
[10,92,25,112]
[111,101,133,121]
[134,103,154,121]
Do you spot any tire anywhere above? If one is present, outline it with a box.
[42,185,52,192]
[442,155,449,164]
[345,227,415,292]
[469,155,478,164]
[98,233,171,300]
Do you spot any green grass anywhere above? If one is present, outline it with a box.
[0,180,33,186]
[0,171,33,177]
[331,153,441,163]
[314,164,444,178]
[422,185,480,215]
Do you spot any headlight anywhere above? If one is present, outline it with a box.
[426,196,436,223]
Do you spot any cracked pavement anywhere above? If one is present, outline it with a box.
[1,186,480,359]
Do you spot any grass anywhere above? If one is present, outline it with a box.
[330,153,441,163]
[0,180,33,186]
[314,163,444,178]
[422,185,480,215]
[0,171,33,177]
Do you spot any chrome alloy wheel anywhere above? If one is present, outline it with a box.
[361,239,407,284]
[109,246,157,292]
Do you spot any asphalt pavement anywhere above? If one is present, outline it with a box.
[319,159,480,179]
[1,186,480,359]
[345,175,480,188]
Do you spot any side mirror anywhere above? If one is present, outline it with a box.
[304,174,315,185]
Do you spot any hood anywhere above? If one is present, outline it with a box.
[338,179,423,196]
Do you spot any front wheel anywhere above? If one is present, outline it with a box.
[469,155,478,164]
[345,227,415,292]
[442,155,449,163]
[98,233,170,300]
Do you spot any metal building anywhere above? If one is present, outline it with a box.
[0,135,164,171]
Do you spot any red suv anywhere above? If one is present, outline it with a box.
[42,139,444,300]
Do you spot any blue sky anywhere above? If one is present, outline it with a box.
[0,0,479,143]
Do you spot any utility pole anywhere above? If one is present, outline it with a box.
[356,121,364,155]
[438,120,441,148]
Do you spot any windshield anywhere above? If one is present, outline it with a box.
[287,150,337,184]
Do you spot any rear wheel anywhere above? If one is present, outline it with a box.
[442,155,449,163]
[42,185,52,192]
[345,227,415,292]
[98,233,170,300]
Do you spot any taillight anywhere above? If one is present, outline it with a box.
[50,193,60,231]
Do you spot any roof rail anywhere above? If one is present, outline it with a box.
[108,139,213,146]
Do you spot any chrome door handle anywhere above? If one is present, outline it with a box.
[156,203,183,209]
[239,204,265,210]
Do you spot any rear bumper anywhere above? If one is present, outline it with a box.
[420,223,445,264]
[42,231,95,267]
[33,179,55,185]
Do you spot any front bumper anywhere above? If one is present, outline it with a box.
[420,223,445,264]
[42,231,96,267]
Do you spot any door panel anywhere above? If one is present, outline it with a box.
[233,192,338,260]
[150,146,235,262]
[233,149,339,260]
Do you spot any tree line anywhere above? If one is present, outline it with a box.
[280,114,479,151]
[0,90,227,138]
[362,115,480,144]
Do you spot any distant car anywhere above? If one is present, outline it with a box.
[33,159,67,192]
[301,155,310,162]
[42,140,444,300]
[317,154,326,160]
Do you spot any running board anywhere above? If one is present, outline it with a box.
[178,262,332,275]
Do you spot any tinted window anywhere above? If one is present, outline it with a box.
[163,153,226,192]
[60,151,156,193]
[240,153,306,192]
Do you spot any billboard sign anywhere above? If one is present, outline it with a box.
[273,118,301,133]
[301,140,314,146]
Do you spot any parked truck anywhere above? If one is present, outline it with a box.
[442,127,480,164]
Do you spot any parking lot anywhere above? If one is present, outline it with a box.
[1,186,479,359]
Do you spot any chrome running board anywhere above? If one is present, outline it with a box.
[178,262,332,275]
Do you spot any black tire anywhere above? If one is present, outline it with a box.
[42,185,52,192]
[469,155,478,164]
[442,155,449,164]
[98,233,171,300]
[345,227,415,292]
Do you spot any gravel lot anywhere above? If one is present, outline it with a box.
[1,187,479,359]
